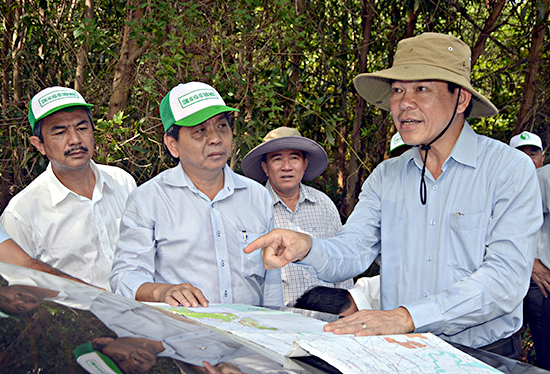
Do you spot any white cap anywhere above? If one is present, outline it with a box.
[510,131,543,150]
[389,133,406,153]
[28,87,93,130]
[159,82,238,131]
[74,343,122,374]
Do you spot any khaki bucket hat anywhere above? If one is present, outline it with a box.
[241,127,328,182]
[354,32,498,118]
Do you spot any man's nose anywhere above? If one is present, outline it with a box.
[398,91,417,111]
[206,127,223,145]
[67,127,82,145]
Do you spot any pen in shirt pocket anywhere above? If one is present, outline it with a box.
[242,230,248,243]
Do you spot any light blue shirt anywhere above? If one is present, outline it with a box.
[537,165,550,269]
[111,164,283,307]
[0,224,9,244]
[301,123,542,348]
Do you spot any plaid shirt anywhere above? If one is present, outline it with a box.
[267,182,353,306]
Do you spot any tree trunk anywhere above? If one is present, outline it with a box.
[514,0,549,135]
[470,0,505,67]
[343,0,375,216]
[283,0,305,124]
[2,0,12,112]
[75,0,95,92]
[405,8,416,38]
[107,1,150,119]
[11,2,23,105]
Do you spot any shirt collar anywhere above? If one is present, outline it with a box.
[266,181,317,207]
[407,120,477,172]
[47,160,106,206]
[447,121,477,168]
[164,164,247,199]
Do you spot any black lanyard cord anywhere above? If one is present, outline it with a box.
[419,87,462,205]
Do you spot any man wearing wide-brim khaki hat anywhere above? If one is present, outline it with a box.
[243,32,542,359]
[242,127,353,307]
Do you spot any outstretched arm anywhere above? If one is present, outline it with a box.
[243,228,312,269]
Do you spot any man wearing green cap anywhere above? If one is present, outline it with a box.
[110,82,283,308]
[0,87,136,290]
[244,33,542,358]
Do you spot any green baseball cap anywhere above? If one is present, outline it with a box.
[159,82,239,132]
[28,87,94,130]
[74,342,123,374]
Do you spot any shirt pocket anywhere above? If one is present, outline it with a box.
[238,232,266,278]
[448,211,488,279]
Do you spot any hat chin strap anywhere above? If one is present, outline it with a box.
[419,87,461,205]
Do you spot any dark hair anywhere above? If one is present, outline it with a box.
[164,112,232,162]
[33,108,95,142]
[294,286,352,315]
[92,339,108,352]
[447,82,473,118]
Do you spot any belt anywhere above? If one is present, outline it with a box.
[479,329,523,359]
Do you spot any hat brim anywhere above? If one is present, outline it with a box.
[354,64,498,118]
[242,136,329,182]
[31,103,94,130]
[172,105,239,129]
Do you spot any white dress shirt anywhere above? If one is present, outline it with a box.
[0,161,136,290]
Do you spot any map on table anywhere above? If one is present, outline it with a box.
[149,303,502,374]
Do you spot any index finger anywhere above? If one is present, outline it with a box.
[243,231,276,254]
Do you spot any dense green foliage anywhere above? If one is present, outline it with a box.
[1,0,549,215]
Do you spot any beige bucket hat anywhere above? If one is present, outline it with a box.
[241,127,328,182]
[354,32,498,118]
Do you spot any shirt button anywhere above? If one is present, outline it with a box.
[432,185,438,191]
[224,290,228,297]
[211,203,214,208]
[221,260,225,267]
[100,229,104,234]
[427,255,432,262]
[430,219,436,226]
[217,230,220,237]
[423,291,429,297]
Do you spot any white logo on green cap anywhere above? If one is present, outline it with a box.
[178,89,219,109]
[37,90,80,107]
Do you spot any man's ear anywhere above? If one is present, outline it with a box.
[261,161,268,177]
[163,133,179,159]
[303,157,309,171]
[30,136,46,155]
[457,89,472,115]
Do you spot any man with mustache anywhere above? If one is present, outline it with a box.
[0,87,136,290]
[110,82,282,307]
